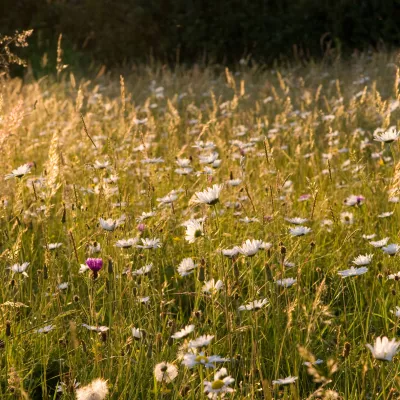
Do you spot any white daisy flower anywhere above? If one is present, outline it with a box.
[154,362,178,383]
[115,238,138,248]
[275,278,297,287]
[366,336,400,361]
[76,378,109,400]
[382,244,400,256]
[5,163,33,180]
[338,266,368,277]
[373,126,400,143]
[171,324,195,339]
[36,324,54,334]
[272,376,298,385]
[47,243,63,250]
[58,282,68,290]
[176,158,191,167]
[79,264,90,273]
[183,352,229,368]
[236,239,264,257]
[203,368,235,398]
[199,152,219,164]
[190,184,223,206]
[136,238,162,249]
[82,324,109,333]
[363,233,376,240]
[93,160,111,169]
[303,359,324,367]
[132,263,153,276]
[388,272,400,280]
[185,219,204,243]
[352,254,373,266]
[340,212,354,225]
[378,211,394,218]
[239,216,259,223]
[202,279,224,294]
[157,193,178,205]
[177,258,197,277]
[370,237,389,248]
[136,211,156,222]
[344,195,365,206]
[99,215,126,231]
[8,262,30,276]
[188,335,215,348]
[289,226,312,236]
[132,327,145,339]
[238,298,269,311]
[226,179,242,186]
[391,307,400,318]
[221,248,240,258]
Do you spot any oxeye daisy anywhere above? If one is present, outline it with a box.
[373,126,400,143]
[366,336,400,361]
[202,279,224,294]
[115,238,138,248]
[131,263,153,276]
[203,368,235,398]
[352,254,373,266]
[157,192,178,205]
[8,262,30,277]
[99,215,126,231]
[236,239,264,257]
[275,278,297,287]
[136,238,162,249]
[82,324,109,333]
[390,307,400,318]
[188,335,214,348]
[177,258,197,276]
[182,352,229,368]
[285,217,308,224]
[154,362,178,383]
[338,266,368,278]
[340,212,354,225]
[46,242,63,250]
[171,324,195,339]
[344,195,365,206]
[5,163,33,180]
[185,219,204,243]
[289,226,311,236]
[238,298,269,311]
[221,248,240,258]
[382,244,400,256]
[378,211,394,218]
[76,378,109,400]
[190,184,223,205]
[132,327,145,340]
[370,237,389,248]
[36,324,54,334]
[272,376,298,385]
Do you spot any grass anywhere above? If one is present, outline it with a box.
[1,52,400,399]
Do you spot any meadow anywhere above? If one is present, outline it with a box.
[2,53,400,399]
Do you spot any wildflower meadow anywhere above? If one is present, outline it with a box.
[3,53,400,399]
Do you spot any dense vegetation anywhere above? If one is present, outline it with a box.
[2,53,400,398]
[1,0,400,67]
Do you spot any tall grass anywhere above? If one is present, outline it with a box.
[1,53,400,399]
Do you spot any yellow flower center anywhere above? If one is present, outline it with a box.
[211,380,225,390]
[195,355,208,363]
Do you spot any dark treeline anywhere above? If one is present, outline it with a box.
[1,0,400,67]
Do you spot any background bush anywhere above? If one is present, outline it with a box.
[1,0,400,67]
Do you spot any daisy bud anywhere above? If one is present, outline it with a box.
[108,257,113,274]
[100,331,107,342]
[342,342,351,358]
[74,295,80,302]
[280,245,286,255]
[392,289,397,296]
[377,274,383,281]
[5,321,11,337]
[198,265,205,282]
